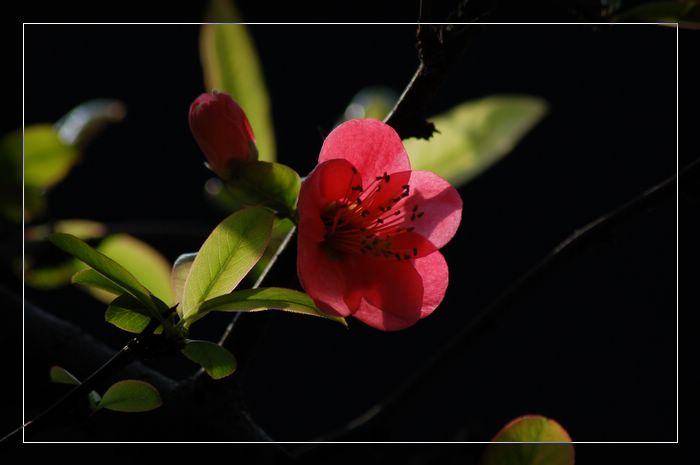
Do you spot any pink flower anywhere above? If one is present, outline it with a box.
[189,91,257,178]
[297,119,462,331]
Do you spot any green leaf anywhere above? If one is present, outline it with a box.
[171,252,197,309]
[181,207,274,318]
[201,0,276,162]
[49,366,80,385]
[55,99,127,147]
[96,234,175,306]
[23,125,81,190]
[480,415,574,465]
[404,95,548,188]
[181,340,237,379]
[72,268,127,298]
[105,294,152,333]
[195,287,347,327]
[246,217,295,287]
[48,233,158,316]
[232,161,301,216]
[97,380,162,413]
[207,162,301,216]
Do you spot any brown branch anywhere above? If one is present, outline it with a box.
[384,1,486,139]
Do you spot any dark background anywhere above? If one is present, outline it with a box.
[4,4,691,464]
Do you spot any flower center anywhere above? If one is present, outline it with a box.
[321,168,425,260]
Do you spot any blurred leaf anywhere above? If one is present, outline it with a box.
[194,287,347,327]
[105,295,152,333]
[24,260,77,290]
[246,217,295,287]
[342,86,399,121]
[55,99,127,147]
[49,366,80,385]
[614,1,699,25]
[23,125,80,190]
[181,340,237,379]
[480,415,574,465]
[72,268,126,300]
[96,234,174,306]
[54,219,107,240]
[26,219,107,242]
[181,207,274,319]
[171,252,197,308]
[48,233,161,317]
[97,380,162,413]
[404,95,548,187]
[201,0,276,162]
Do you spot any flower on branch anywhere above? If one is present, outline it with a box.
[297,119,462,331]
[189,91,258,179]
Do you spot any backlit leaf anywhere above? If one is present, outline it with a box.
[105,294,152,333]
[49,366,80,385]
[97,380,162,413]
[180,207,274,318]
[480,415,574,465]
[96,234,174,306]
[171,252,197,309]
[404,95,547,188]
[48,233,160,317]
[181,340,237,379]
[194,287,346,327]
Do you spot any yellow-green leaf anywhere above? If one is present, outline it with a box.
[96,234,175,306]
[404,95,547,188]
[181,340,237,379]
[194,287,346,327]
[97,380,162,413]
[181,207,274,318]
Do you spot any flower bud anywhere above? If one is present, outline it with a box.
[188,91,258,178]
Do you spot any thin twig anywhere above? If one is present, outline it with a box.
[384,3,484,139]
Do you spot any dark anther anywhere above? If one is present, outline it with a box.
[417,212,424,219]
[383,172,391,183]
[413,247,418,256]
[377,218,384,224]
[406,226,415,232]
[393,211,401,216]
[402,184,410,190]
[394,253,401,261]
[361,210,371,217]
[351,185,363,191]
[356,198,362,205]
[352,167,358,174]
[379,206,386,212]
[412,205,418,212]
[404,254,411,260]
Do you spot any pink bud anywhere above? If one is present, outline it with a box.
[188,91,258,178]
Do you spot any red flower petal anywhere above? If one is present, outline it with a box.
[297,238,353,317]
[414,251,449,319]
[319,119,410,187]
[352,251,448,330]
[403,171,463,249]
[343,254,424,325]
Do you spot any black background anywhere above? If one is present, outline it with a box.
[4,2,692,463]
